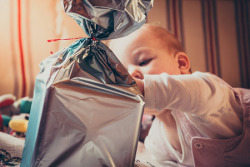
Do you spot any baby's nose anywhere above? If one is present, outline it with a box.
[130,71,144,80]
[128,65,144,79]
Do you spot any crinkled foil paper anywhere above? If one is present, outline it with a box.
[21,0,153,167]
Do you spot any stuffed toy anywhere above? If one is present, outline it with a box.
[0,94,31,136]
[0,94,32,117]
[0,115,11,133]
[9,114,29,138]
[0,94,19,117]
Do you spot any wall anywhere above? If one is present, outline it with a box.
[0,0,249,99]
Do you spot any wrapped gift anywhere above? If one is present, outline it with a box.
[21,0,153,166]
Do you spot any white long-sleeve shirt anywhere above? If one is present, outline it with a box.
[144,72,243,166]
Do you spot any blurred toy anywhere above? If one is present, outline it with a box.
[19,97,32,114]
[0,94,32,117]
[0,115,11,133]
[0,94,32,138]
[9,115,29,138]
[9,116,29,133]
[0,94,19,116]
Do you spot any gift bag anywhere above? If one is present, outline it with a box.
[21,0,153,167]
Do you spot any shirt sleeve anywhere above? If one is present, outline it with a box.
[144,71,238,120]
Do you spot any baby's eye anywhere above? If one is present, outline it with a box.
[139,59,152,66]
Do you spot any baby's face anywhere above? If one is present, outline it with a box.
[109,27,181,79]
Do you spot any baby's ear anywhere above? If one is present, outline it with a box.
[175,52,191,74]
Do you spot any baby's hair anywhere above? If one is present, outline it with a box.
[106,23,184,56]
[142,23,185,56]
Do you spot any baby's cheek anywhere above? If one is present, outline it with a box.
[144,63,164,75]
[160,65,181,75]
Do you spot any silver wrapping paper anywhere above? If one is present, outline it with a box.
[21,0,153,166]
[63,0,153,40]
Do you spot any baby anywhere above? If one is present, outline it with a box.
[109,24,250,167]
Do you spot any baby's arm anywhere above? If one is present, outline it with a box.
[138,72,241,119]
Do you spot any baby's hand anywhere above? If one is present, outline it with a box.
[133,78,144,96]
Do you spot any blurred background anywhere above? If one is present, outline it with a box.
[0,0,249,99]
